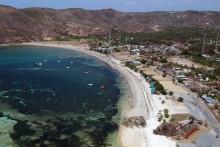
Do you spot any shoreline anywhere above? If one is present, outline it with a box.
[0,42,133,147]
[1,41,220,147]
[22,42,150,147]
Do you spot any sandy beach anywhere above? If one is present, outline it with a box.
[21,42,220,147]
[22,41,184,147]
[23,42,152,147]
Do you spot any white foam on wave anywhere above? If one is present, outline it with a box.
[18,68,42,70]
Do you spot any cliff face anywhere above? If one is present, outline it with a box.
[1,5,220,43]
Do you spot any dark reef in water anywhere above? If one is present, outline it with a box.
[0,46,122,147]
[6,116,119,147]
[11,120,35,140]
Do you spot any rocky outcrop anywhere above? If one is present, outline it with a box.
[123,116,146,128]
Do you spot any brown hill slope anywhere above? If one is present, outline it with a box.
[1,5,220,43]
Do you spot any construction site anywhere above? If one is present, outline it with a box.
[153,114,209,142]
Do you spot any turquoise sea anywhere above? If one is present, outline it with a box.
[0,46,123,147]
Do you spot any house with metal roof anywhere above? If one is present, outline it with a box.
[201,95,217,106]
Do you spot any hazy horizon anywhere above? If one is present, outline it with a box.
[1,4,220,13]
[0,0,220,12]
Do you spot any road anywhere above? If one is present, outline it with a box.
[197,96,220,136]
[180,84,220,136]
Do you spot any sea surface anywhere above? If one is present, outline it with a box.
[0,46,123,147]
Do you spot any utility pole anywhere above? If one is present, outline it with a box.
[202,33,206,54]
[108,26,111,47]
[202,23,210,54]
[125,33,130,45]
[215,32,219,54]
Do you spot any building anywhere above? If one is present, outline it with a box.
[130,49,141,56]
[176,75,188,80]
[201,95,217,106]
[131,60,142,65]
[174,68,188,80]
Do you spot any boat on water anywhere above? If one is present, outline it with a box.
[37,63,43,66]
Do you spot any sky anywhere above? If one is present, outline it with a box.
[0,0,220,12]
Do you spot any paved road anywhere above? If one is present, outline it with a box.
[197,97,220,136]
[147,66,220,136]
[179,85,220,136]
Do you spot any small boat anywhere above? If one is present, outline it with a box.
[84,71,89,74]
[66,67,70,69]
[88,83,93,86]
[100,85,105,89]
[57,60,61,63]
[37,63,43,66]
[70,61,74,64]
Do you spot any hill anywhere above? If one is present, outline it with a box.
[1,5,220,43]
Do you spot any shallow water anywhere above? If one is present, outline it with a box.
[0,46,122,147]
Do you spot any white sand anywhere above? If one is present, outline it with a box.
[144,83,189,147]
[23,42,188,147]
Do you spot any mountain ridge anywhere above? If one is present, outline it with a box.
[1,5,220,43]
